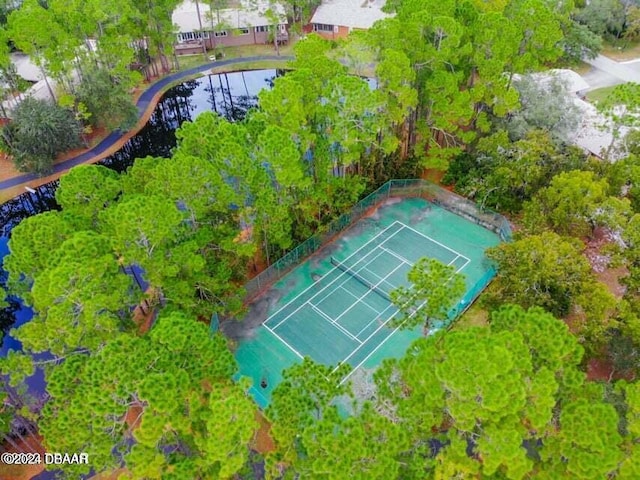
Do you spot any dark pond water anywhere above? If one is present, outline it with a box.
[0,68,286,358]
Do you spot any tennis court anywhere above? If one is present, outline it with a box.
[229,187,508,408]
[263,221,469,375]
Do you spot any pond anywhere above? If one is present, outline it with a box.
[0,68,286,359]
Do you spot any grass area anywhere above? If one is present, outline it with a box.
[586,85,618,105]
[173,42,296,75]
[219,42,296,59]
[210,59,290,74]
[569,61,592,75]
[175,54,211,71]
[601,39,640,62]
[452,302,489,331]
[176,42,297,71]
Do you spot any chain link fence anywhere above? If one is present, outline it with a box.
[244,179,511,300]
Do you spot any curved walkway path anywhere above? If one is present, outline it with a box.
[0,55,293,192]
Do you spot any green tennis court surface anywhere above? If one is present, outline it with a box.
[229,196,503,408]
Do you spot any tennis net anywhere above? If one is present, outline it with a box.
[330,257,393,303]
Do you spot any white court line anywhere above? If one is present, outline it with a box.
[331,259,407,325]
[266,218,473,384]
[456,257,471,273]
[339,286,384,317]
[312,248,388,308]
[338,248,474,383]
[398,222,470,263]
[447,255,460,266]
[379,246,412,266]
[333,306,398,372]
[311,304,363,344]
[264,324,304,359]
[270,246,390,330]
[362,266,404,291]
[265,222,405,330]
[339,294,431,385]
[355,302,398,338]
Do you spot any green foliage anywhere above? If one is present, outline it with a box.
[56,165,122,225]
[295,404,410,480]
[390,257,466,332]
[265,358,351,473]
[5,97,82,174]
[490,304,584,373]
[605,154,640,211]
[501,74,583,141]
[558,18,602,62]
[23,232,136,356]
[75,67,139,131]
[372,304,584,479]
[446,131,588,213]
[523,170,629,237]
[598,83,640,160]
[367,0,566,167]
[574,0,626,40]
[541,397,624,478]
[0,349,35,388]
[625,5,640,41]
[39,311,255,479]
[486,232,598,317]
[3,210,77,301]
[100,194,184,266]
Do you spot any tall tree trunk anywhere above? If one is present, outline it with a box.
[0,100,9,120]
[39,65,56,103]
[194,0,208,55]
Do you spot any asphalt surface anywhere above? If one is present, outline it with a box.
[0,55,292,192]
[582,54,640,90]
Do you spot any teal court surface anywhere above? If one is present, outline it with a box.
[263,221,469,370]
[228,183,509,408]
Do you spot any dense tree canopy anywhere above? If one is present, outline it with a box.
[39,311,257,479]
[264,305,640,479]
[523,170,631,237]
[3,2,640,478]
[486,232,615,318]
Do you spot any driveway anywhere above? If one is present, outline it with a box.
[582,54,640,90]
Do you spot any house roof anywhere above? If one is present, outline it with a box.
[515,68,630,160]
[172,0,287,32]
[310,0,392,29]
[518,69,590,94]
[568,97,629,161]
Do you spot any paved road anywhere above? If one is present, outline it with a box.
[583,54,640,90]
[0,55,292,192]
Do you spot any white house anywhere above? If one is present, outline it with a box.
[172,0,288,54]
[309,0,391,39]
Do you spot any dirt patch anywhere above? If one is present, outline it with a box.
[596,266,628,299]
[421,168,448,188]
[583,227,627,298]
[0,433,45,480]
[583,227,614,273]
[252,410,275,454]
[124,402,144,433]
[586,357,616,382]
[585,356,635,383]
